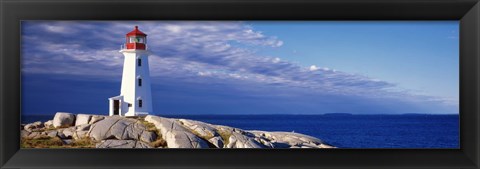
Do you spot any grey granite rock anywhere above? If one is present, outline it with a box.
[28,132,48,139]
[135,141,153,148]
[75,114,92,126]
[226,132,266,148]
[89,115,105,124]
[76,124,91,131]
[21,130,31,138]
[62,127,75,138]
[44,120,53,128]
[179,119,218,138]
[57,131,67,139]
[145,115,209,148]
[47,130,58,138]
[24,121,44,132]
[27,132,41,139]
[53,112,75,128]
[208,136,224,148]
[215,125,262,148]
[140,131,157,143]
[249,131,335,148]
[122,121,146,140]
[88,116,122,141]
[88,117,147,141]
[318,143,335,148]
[62,139,73,144]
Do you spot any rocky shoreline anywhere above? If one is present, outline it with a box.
[21,112,335,148]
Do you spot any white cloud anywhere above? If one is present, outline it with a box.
[165,25,182,33]
[198,71,212,77]
[276,41,284,47]
[42,25,69,34]
[309,65,319,71]
[273,57,281,63]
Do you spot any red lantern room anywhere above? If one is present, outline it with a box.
[125,26,147,50]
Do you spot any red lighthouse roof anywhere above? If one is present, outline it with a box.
[126,26,147,36]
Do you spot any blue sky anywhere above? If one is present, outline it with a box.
[21,21,459,115]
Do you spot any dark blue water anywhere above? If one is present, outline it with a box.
[22,114,459,148]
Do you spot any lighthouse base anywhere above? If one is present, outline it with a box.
[124,111,149,117]
[108,95,150,117]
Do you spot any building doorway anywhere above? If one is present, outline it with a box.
[113,100,120,115]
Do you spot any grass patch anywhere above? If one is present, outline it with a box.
[21,137,96,148]
[188,129,215,140]
[150,138,167,147]
[217,130,232,146]
[41,126,57,132]
[69,138,96,148]
[25,126,57,133]
[21,136,63,148]
[139,120,157,133]
[138,119,168,148]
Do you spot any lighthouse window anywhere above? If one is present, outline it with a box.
[138,100,143,108]
[137,58,141,66]
[138,78,142,86]
[129,37,144,43]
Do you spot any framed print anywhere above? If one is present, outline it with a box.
[1,0,479,168]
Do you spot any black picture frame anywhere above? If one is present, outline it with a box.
[1,0,479,168]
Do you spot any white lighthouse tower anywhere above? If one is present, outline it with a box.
[109,26,153,117]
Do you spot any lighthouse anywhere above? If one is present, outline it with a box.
[108,26,153,117]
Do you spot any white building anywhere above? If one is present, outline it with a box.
[109,26,153,116]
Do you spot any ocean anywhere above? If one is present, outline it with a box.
[21,114,459,148]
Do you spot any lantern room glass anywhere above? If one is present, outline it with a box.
[129,36,145,43]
